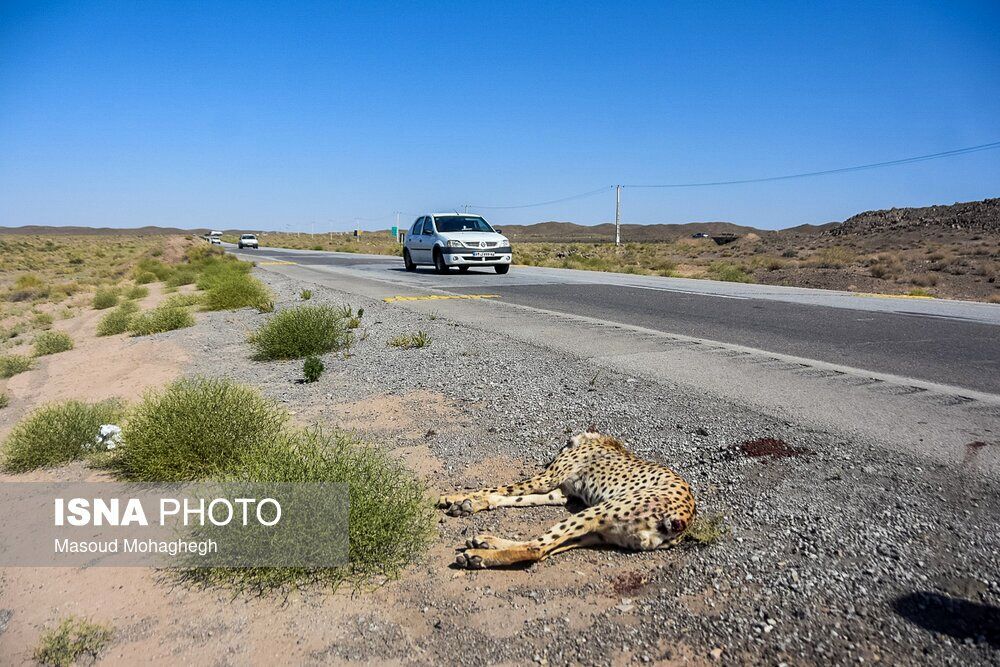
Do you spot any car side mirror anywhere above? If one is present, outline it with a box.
[494,228,502,234]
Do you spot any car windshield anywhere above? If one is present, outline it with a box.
[241,235,255,239]
[433,216,494,233]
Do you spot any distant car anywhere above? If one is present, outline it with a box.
[238,234,259,249]
[692,232,710,238]
[402,214,512,274]
[209,237,222,245]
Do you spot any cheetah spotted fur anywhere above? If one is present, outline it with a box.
[438,430,696,568]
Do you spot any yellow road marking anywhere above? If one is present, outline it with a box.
[852,292,935,300]
[383,294,501,303]
[258,260,297,265]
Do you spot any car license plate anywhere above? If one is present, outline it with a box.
[472,251,496,258]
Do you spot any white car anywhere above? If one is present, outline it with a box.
[402,214,512,274]
[238,234,259,249]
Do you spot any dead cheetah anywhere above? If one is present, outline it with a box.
[438,430,696,568]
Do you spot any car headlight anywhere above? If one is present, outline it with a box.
[447,240,463,248]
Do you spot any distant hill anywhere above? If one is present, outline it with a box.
[829,198,1000,236]
[3,197,995,240]
[500,220,761,242]
[0,225,205,235]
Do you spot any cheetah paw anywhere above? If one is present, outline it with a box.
[454,550,487,569]
[441,497,489,517]
[465,533,501,550]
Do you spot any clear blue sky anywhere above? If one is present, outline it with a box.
[1,1,998,231]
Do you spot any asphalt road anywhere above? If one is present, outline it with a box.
[231,245,1000,394]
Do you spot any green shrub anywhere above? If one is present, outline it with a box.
[33,616,113,667]
[300,289,312,300]
[33,311,54,328]
[127,306,194,336]
[134,271,157,284]
[388,331,431,349]
[96,301,140,336]
[113,378,288,481]
[165,266,198,287]
[160,293,202,309]
[92,289,118,310]
[200,271,273,312]
[188,428,435,592]
[7,274,50,301]
[250,306,351,360]
[0,354,33,378]
[34,330,74,356]
[2,400,123,472]
[124,285,149,300]
[134,258,174,281]
[303,355,325,382]
[0,393,8,409]
[707,262,753,284]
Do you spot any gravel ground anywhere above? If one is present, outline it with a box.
[162,268,1000,666]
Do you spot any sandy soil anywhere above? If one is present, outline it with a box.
[0,314,637,666]
[0,284,190,440]
[0,414,647,666]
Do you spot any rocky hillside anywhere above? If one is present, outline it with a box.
[501,220,759,242]
[829,198,1000,236]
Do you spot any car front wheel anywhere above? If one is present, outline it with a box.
[433,249,449,274]
[403,249,416,272]
[495,264,510,274]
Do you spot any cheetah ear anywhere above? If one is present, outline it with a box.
[667,518,688,534]
[586,423,598,433]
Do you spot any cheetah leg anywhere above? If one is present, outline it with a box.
[438,474,563,517]
[456,502,611,568]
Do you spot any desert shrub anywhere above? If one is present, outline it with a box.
[134,271,158,284]
[113,378,287,481]
[96,301,140,336]
[187,428,436,592]
[92,289,119,309]
[165,265,199,287]
[707,262,753,283]
[300,289,312,300]
[134,258,173,281]
[303,355,325,382]
[909,273,939,287]
[907,288,935,298]
[199,264,273,312]
[805,247,856,269]
[33,616,113,667]
[335,305,363,329]
[869,254,904,280]
[34,330,74,356]
[127,306,194,336]
[0,354,33,378]
[161,293,202,309]
[388,331,431,349]
[7,273,50,301]
[33,311,54,328]
[2,400,123,472]
[0,393,8,409]
[250,306,351,360]
[124,285,149,300]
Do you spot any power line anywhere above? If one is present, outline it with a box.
[621,141,1000,188]
[466,185,614,210]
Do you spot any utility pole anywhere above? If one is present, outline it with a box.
[614,184,622,247]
